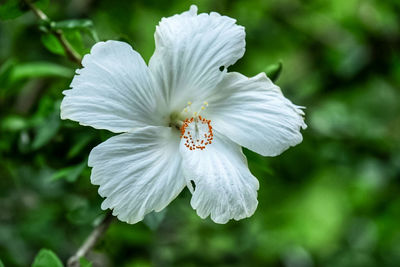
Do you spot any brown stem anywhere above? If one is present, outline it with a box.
[52,29,83,65]
[24,0,82,66]
[67,212,114,267]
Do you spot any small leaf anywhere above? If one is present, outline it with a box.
[79,257,92,267]
[53,19,94,30]
[41,34,66,56]
[63,29,87,56]
[1,115,29,131]
[51,160,87,182]
[10,62,74,83]
[143,209,167,230]
[265,61,283,82]
[53,19,99,42]
[32,249,63,267]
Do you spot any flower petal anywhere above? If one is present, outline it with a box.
[205,72,306,157]
[61,41,164,133]
[179,131,259,224]
[89,126,185,224]
[149,5,246,112]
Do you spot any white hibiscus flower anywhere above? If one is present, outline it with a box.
[60,5,306,224]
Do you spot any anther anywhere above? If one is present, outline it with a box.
[179,100,213,151]
[180,115,214,151]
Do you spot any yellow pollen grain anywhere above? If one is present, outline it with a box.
[187,101,192,105]
[201,106,205,110]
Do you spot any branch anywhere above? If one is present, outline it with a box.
[52,30,83,66]
[24,0,82,66]
[67,212,114,267]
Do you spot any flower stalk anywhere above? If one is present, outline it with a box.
[67,212,114,267]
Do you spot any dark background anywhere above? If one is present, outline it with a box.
[1,0,400,266]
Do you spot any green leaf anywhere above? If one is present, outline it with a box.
[32,249,63,267]
[53,19,94,30]
[43,29,86,57]
[1,115,29,131]
[53,19,99,42]
[31,112,61,150]
[51,160,87,182]
[63,29,87,56]
[0,0,49,20]
[0,258,4,267]
[79,257,92,267]
[10,61,74,83]
[265,61,283,82]
[41,34,66,56]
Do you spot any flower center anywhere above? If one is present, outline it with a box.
[179,101,213,151]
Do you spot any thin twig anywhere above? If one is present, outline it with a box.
[26,0,48,21]
[67,212,114,267]
[52,29,83,65]
[24,0,82,65]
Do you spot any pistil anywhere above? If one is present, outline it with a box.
[179,101,213,151]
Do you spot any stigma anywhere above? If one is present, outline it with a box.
[180,101,213,151]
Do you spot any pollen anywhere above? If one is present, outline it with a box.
[180,115,213,151]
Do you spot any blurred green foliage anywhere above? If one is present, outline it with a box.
[32,249,63,267]
[1,0,400,266]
